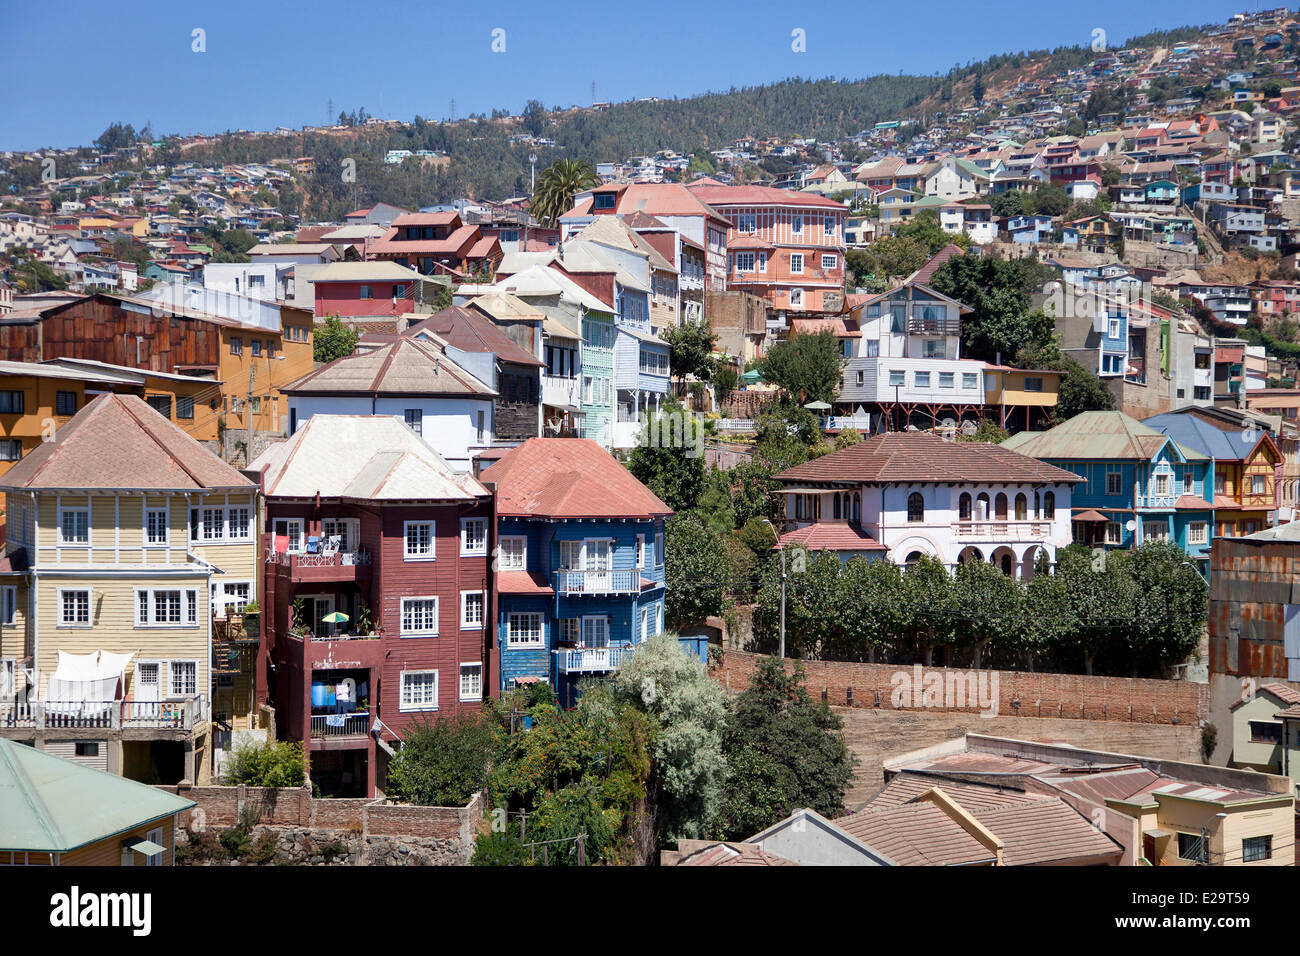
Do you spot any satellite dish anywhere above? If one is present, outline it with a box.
[1125,520,1136,532]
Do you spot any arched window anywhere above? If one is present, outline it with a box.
[959,493,972,521]
[1000,553,1013,576]
[1034,492,1041,518]
[1044,491,1056,519]
[832,495,841,520]
[907,492,925,523]
[1015,493,1027,520]
[905,550,924,566]
[995,493,1008,519]
[976,493,990,520]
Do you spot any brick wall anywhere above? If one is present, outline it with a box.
[711,649,1208,725]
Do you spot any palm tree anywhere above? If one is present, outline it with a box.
[531,158,600,228]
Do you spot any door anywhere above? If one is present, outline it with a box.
[584,539,611,591]
[307,595,336,636]
[273,519,302,554]
[135,662,161,722]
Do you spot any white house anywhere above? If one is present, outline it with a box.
[774,433,1081,577]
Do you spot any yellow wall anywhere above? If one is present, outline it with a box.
[217,308,313,437]
[60,816,177,866]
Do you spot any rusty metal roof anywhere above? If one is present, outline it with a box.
[1002,410,1206,462]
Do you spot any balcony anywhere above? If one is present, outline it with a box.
[953,520,1053,539]
[555,644,637,674]
[0,696,207,731]
[554,568,644,595]
[542,373,580,409]
[310,711,371,738]
[266,548,372,583]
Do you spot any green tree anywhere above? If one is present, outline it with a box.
[724,658,855,827]
[313,314,359,363]
[385,713,502,806]
[531,158,599,228]
[626,403,705,513]
[612,634,730,841]
[661,320,717,385]
[758,329,842,405]
[664,513,729,629]
[952,558,1025,667]
[930,255,1057,362]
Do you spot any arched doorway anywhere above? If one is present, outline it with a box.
[991,546,1015,576]
[958,546,984,565]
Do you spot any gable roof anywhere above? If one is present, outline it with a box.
[282,336,495,397]
[402,306,543,367]
[249,415,487,502]
[0,738,194,853]
[0,394,252,492]
[686,183,846,210]
[1143,412,1279,464]
[776,433,1081,485]
[1002,411,1205,462]
[480,438,672,520]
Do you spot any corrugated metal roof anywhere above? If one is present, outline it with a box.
[1001,410,1205,461]
[0,738,194,853]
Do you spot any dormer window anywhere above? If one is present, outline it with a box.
[594,193,616,210]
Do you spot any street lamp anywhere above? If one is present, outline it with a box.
[760,517,786,659]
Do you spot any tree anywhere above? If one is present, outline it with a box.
[930,255,1057,362]
[972,75,986,105]
[626,403,705,513]
[612,634,730,841]
[1052,545,1139,675]
[521,99,547,137]
[729,460,780,529]
[314,314,359,363]
[1118,542,1207,677]
[895,209,970,255]
[385,713,502,806]
[664,513,729,629]
[952,558,1025,667]
[716,744,794,841]
[695,466,736,537]
[724,658,854,828]
[531,158,599,228]
[759,329,842,405]
[661,320,716,385]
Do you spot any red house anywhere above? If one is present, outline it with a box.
[252,414,494,797]
[309,261,436,320]
[367,212,503,280]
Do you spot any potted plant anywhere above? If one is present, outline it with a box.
[241,600,260,639]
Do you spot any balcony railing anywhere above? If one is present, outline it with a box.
[310,711,371,738]
[266,549,371,569]
[953,520,1053,538]
[554,568,642,595]
[555,645,636,673]
[0,696,207,730]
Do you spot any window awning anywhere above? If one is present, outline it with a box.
[1142,828,1172,840]
[1071,509,1110,522]
[122,837,165,857]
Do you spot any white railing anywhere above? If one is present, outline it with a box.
[822,414,874,431]
[953,520,1053,538]
[266,549,371,568]
[555,645,636,673]
[555,568,641,595]
[716,418,756,432]
[310,712,371,737]
[0,696,207,730]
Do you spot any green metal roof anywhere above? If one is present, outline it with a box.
[0,738,194,853]
[1001,410,1207,462]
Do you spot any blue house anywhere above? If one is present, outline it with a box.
[1007,215,1054,244]
[1002,411,1215,565]
[480,437,674,705]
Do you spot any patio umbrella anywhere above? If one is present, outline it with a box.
[321,611,350,624]
[803,400,832,411]
[740,369,763,383]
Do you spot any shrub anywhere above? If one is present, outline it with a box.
[223,740,307,788]
[385,712,502,806]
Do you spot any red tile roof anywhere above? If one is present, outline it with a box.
[403,306,543,367]
[498,570,554,596]
[480,438,672,520]
[776,434,1082,485]
[687,183,847,210]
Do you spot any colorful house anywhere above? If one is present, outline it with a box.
[1002,411,1215,564]
[480,438,671,706]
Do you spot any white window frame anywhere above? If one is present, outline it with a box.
[57,587,92,628]
[580,615,610,648]
[789,288,804,307]
[460,517,488,556]
[400,596,440,637]
[134,588,199,628]
[789,253,804,274]
[399,669,439,712]
[460,590,485,629]
[821,253,837,271]
[321,517,358,553]
[655,532,664,567]
[459,662,483,702]
[58,506,90,546]
[507,611,544,648]
[145,506,169,547]
[403,520,436,561]
[0,586,15,626]
[637,534,646,570]
[559,618,580,643]
[1105,522,1123,545]
[499,536,527,571]
[1152,473,1171,497]
[1188,522,1208,545]
[168,660,198,696]
[212,581,252,617]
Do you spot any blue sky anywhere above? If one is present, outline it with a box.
[0,0,1241,150]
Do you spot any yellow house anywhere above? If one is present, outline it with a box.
[0,737,193,866]
[0,393,259,786]
[984,366,1063,432]
[1213,433,1282,538]
[216,306,315,440]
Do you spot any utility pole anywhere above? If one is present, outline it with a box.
[245,363,255,466]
